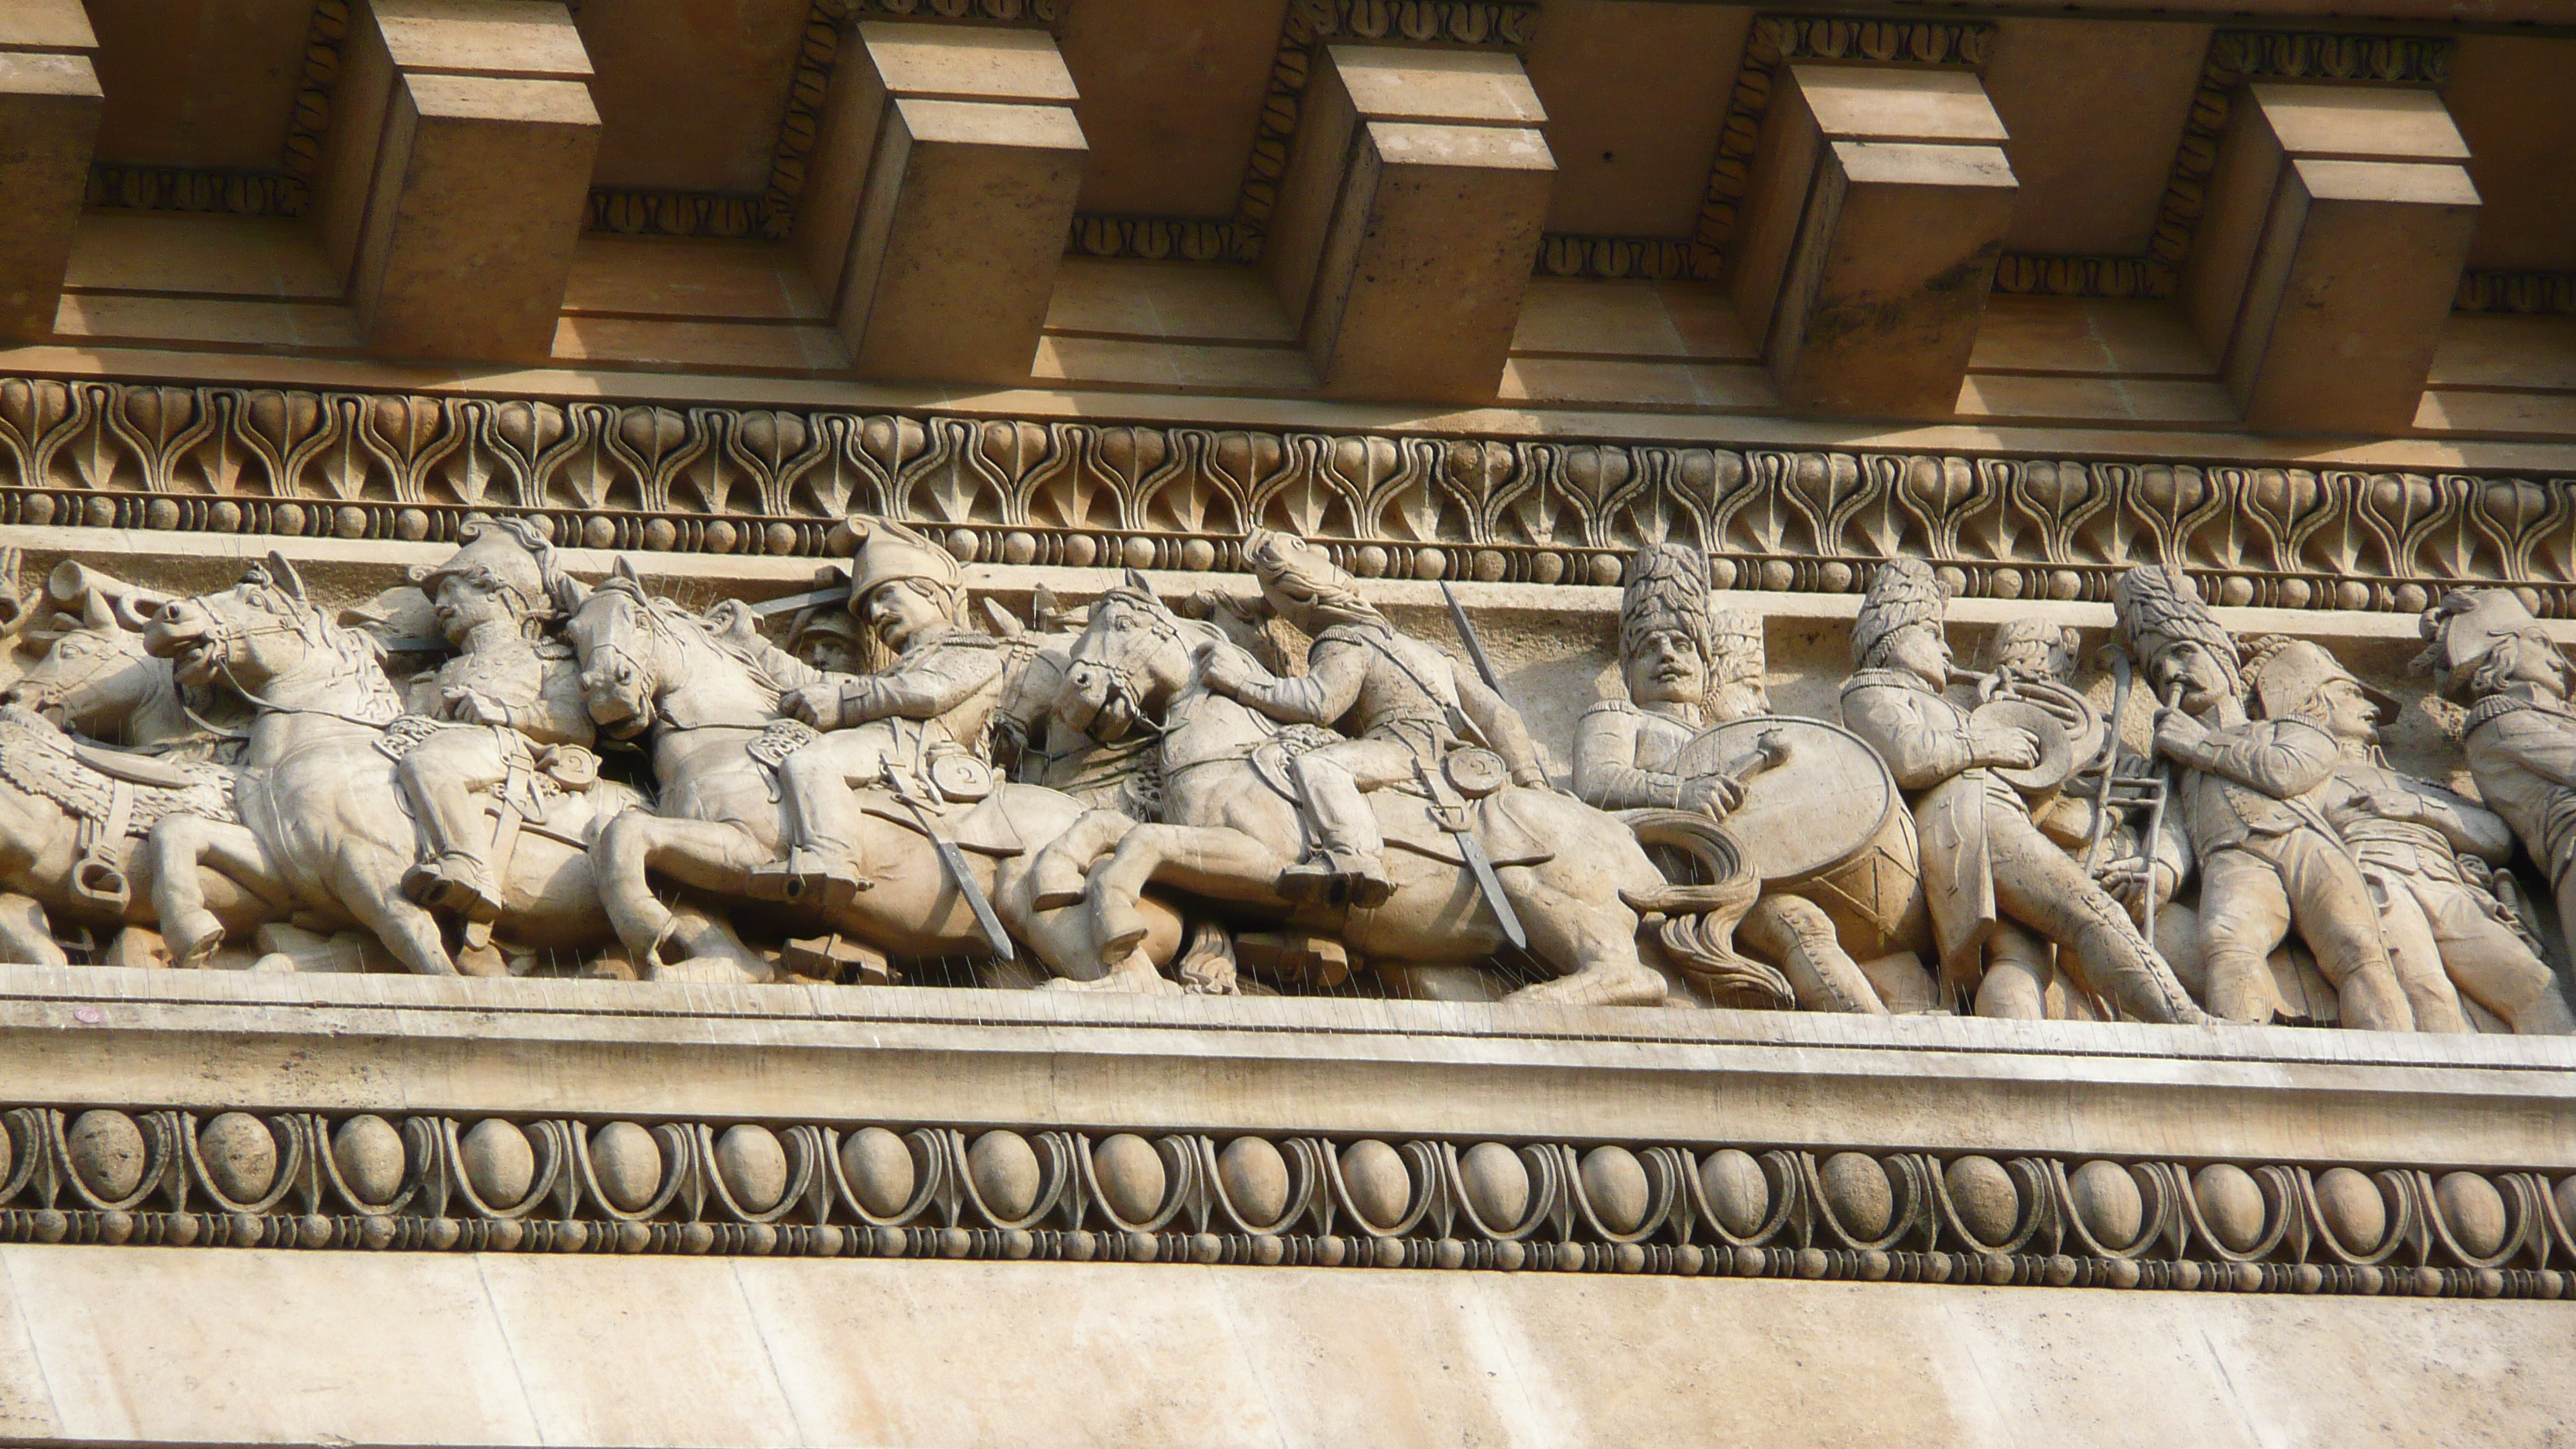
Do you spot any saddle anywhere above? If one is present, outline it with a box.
[1245,734,1555,870]
[0,709,236,909]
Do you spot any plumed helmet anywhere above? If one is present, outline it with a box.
[1852,558,1947,669]
[409,516,560,619]
[1979,618,2081,681]
[1710,605,1766,686]
[2113,565,2242,698]
[844,515,963,614]
[2243,635,2397,724]
[1619,543,1714,665]
[2418,588,2571,704]
[1242,527,1381,629]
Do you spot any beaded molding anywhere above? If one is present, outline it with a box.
[1,1104,2567,1302]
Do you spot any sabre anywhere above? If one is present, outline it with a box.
[882,765,1016,961]
[1416,759,1529,953]
[1439,582,1504,694]
[748,584,855,619]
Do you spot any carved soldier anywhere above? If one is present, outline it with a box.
[2419,588,2576,979]
[760,517,1023,900]
[2112,566,2412,1029]
[1841,560,2204,1024]
[1571,543,1888,1012]
[1197,528,1547,907]
[1965,618,2140,1021]
[780,570,866,677]
[393,518,599,923]
[2245,635,2572,1034]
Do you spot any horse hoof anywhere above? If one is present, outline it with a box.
[456,941,510,978]
[168,914,224,970]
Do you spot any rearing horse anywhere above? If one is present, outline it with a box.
[1030,577,1760,1005]
[142,556,645,975]
[563,560,1184,981]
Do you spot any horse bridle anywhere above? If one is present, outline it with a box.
[182,594,395,732]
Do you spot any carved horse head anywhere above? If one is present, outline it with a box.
[1058,571,1221,744]
[564,557,805,735]
[143,553,401,725]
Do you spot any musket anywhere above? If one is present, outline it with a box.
[882,764,1016,961]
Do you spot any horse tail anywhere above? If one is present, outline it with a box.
[1618,809,1790,1011]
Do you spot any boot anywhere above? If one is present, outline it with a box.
[403,851,504,922]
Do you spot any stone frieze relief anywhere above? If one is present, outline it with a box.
[0,488,2568,1046]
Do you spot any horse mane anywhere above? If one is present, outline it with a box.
[241,575,402,724]
[594,574,823,699]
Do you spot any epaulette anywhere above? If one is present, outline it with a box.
[1581,696,1639,718]
[2465,695,2573,736]
[1841,668,1928,696]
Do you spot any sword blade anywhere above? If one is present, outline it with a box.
[1455,831,1528,953]
[747,584,855,619]
[894,793,1017,961]
[1439,581,1504,694]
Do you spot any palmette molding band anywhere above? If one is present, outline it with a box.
[0,378,2569,612]
[0,1103,2567,1301]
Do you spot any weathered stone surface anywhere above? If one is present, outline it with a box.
[461,1118,534,1207]
[1819,1152,1893,1239]
[839,1125,916,1218]
[2193,1163,2266,1253]
[0,1246,2569,1446]
[714,1124,788,1214]
[331,1114,406,1207]
[196,1112,277,1203]
[1218,1136,1292,1230]
[64,1110,142,1200]
[967,1129,1040,1221]
[1091,1132,1165,1223]
[2067,1160,2143,1250]
[1338,1139,1410,1232]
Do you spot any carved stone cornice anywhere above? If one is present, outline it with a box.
[1,375,2569,616]
[0,1099,2567,1300]
[1990,29,2457,302]
[2456,270,2576,317]
[1067,0,1543,265]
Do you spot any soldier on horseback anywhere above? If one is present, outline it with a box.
[392,518,600,932]
[763,516,1026,901]
[1196,529,1548,908]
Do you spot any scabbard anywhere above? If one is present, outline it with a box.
[1454,831,1528,953]
[896,791,1016,961]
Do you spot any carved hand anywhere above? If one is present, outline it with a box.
[1194,640,1249,698]
[2362,788,2422,821]
[2097,855,2176,913]
[1512,764,1550,792]
[786,685,843,730]
[1680,772,1745,820]
[444,688,511,727]
[2151,707,2211,764]
[1969,722,2042,770]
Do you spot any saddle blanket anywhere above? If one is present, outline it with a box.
[0,711,236,836]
